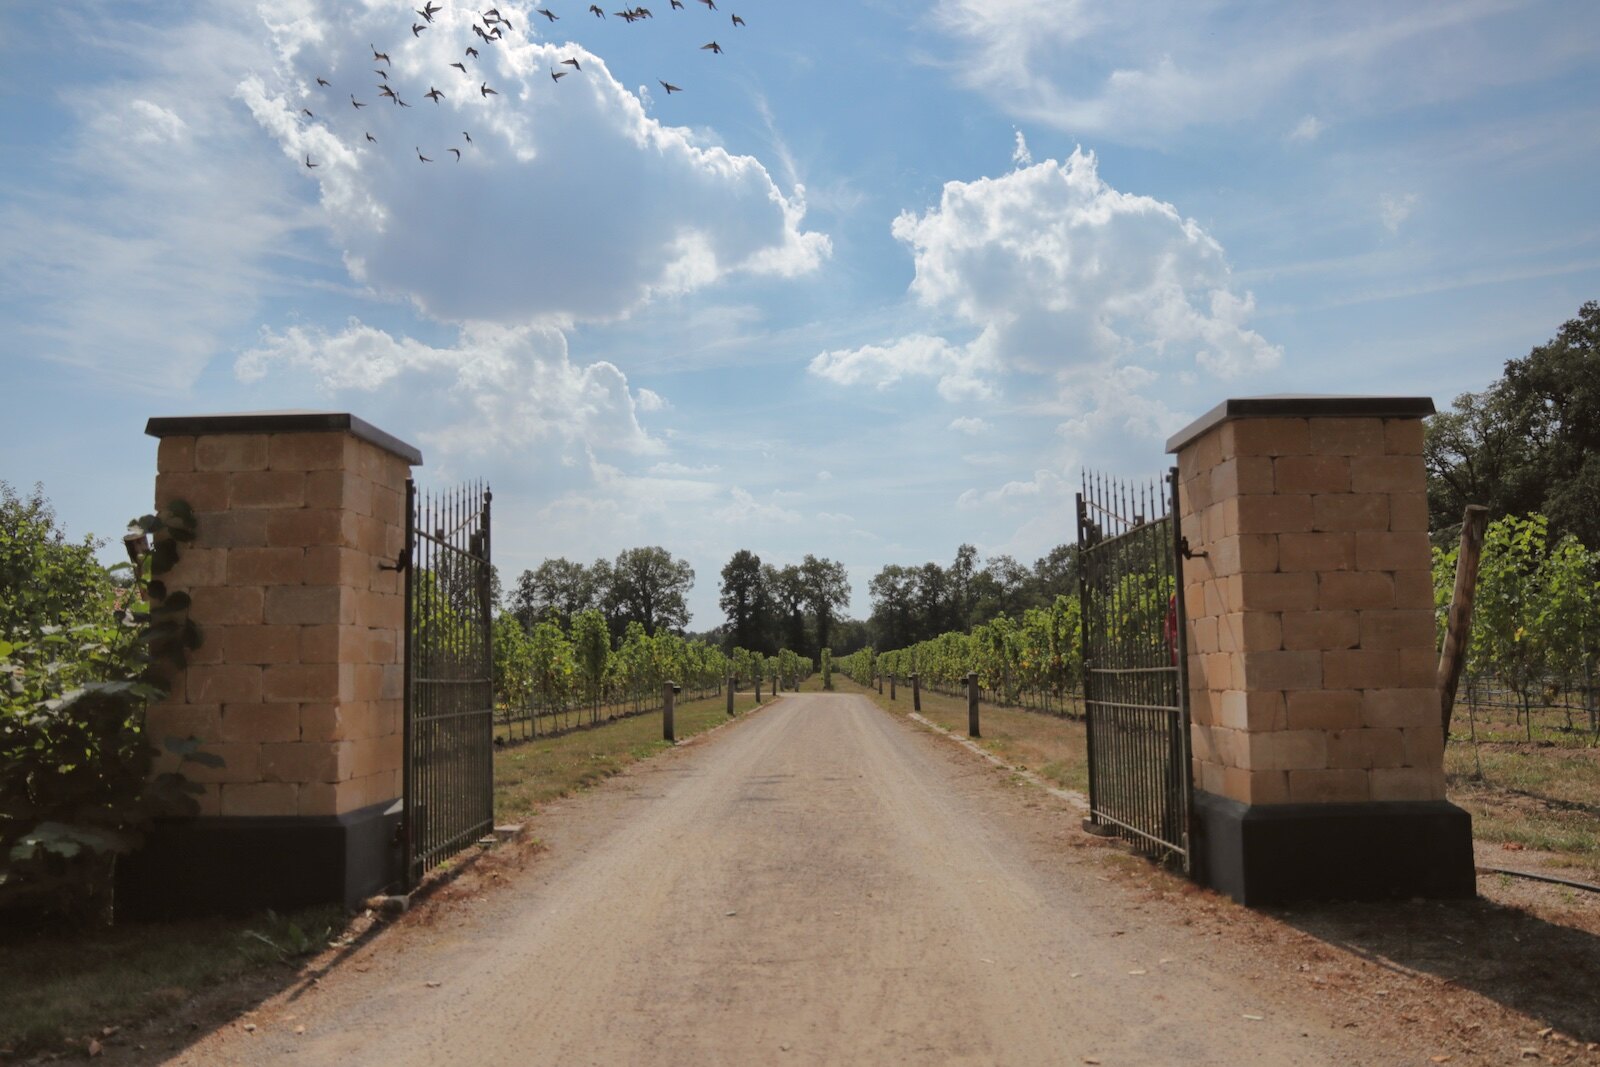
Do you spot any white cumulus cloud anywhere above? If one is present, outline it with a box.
[809,149,1280,413]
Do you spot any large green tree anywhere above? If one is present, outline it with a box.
[800,554,850,657]
[718,550,771,653]
[1427,300,1600,547]
[607,546,694,637]
[509,557,597,631]
[0,481,117,638]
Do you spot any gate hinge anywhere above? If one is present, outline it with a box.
[380,550,409,573]
[1178,537,1207,560]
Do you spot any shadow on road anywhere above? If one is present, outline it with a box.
[1275,893,1600,1044]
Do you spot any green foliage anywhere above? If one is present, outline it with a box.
[1434,512,1600,734]
[865,542,1079,650]
[1,497,208,919]
[0,482,119,639]
[848,594,1084,709]
[1426,300,1600,548]
[821,647,833,690]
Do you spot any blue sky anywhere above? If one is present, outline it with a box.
[3,0,1598,627]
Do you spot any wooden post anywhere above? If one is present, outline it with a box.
[877,673,883,694]
[726,675,735,716]
[663,682,677,742]
[890,673,897,701]
[1438,504,1490,741]
[755,674,762,702]
[967,672,980,738]
[912,673,921,712]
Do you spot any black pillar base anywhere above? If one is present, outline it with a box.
[1191,789,1475,906]
[117,799,403,918]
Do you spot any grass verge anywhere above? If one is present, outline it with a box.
[494,688,778,824]
[834,675,1089,795]
[0,905,344,1058]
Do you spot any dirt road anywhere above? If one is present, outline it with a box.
[169,693,1395,1065]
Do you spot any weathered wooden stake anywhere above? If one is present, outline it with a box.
[663,681,678,742]
[1438,504,1489,741]
[912,672,921,712]
[877,673,883,694]
[726,675,735,716]
[967,672,980,738]
[755,674,762,702]
[890,673,897,700]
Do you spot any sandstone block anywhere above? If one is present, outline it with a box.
[226,546,308,587]
[262,663,342,702]
[264,584,342,626]
[155,471,230,511]
[1327,727,1406,769]
[1248,729,1328,771]
[1362,688,1435,729]
[1323,649,1399,689]
[1288,768,1369,804]
[1275,455,1351,494]
[1236,494,1314,534]
[1223,418,1310,457]
[186,663,262,705]
[1285,689,1363,730]
[268,432,354,472]
[266,509,348,550]
[1388,492,1430,532]
[1350,454,1427,494]
[195,435,268,473]
[1318,572,1394,610]
[1311,493,1389,532]
[220,781,299,817]
[1308,418,1385,456]
[1359,609,1437,650]
[193,509,269,549]
[218,702,302,744]
[1280,610,1359,651]
[231,470,306,510]
[189,584,265,625]
[260,740,352,784]
[1277,532,1356,572]
[157,436,196,473]
[1384,418,1426,455]
[218,624,301,665]
[1355,530,1431,572]
[1239,572,1318,612]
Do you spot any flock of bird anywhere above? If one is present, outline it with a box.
[300,0,751,169]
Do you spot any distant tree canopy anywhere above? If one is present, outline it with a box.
[714,550,853,659]
[507,546,693,642]
[865,542,1080,650]
[0,481,117,638]
[1426,300,1600,547]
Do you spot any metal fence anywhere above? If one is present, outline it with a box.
[1077,469,1192,869]
[1452,674,1600,741]
[403,480,495,889]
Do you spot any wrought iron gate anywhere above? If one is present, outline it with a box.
[402,480,494,889]
[1076,469,1193,869]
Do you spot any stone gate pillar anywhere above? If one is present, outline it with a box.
[121,412,421,914]
[1166,396,1474,905]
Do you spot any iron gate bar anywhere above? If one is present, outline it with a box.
[402,479,495,890]
[1076,467,1193,870]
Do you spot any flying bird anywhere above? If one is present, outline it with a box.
[617,8,637,19]
[466,46,480,57]
[304,154,318,168]
[448,147,461,160]
[366,132,377,142]
[395,95,412,107]
[697,0,715,9]
[670,0,683,8]
[450,61,467,72]
[700,40,721,52]
[658,79,681,93]
[589,3,604,14]
[730,12,743,26]
[462,130,472,142]
[412,21,426,35]
[372,45,391,64]
[481,81,499,96]
[351,95,367,108]
[550,68,567,81]
[426,86,444,102]
[416,147,432,162]
[301,107,314,117]
[536,6,558,20]
[316,77,330,87]
[378,84,398,99]
[562,57,581,70]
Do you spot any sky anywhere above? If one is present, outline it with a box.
[3,0,1599,628]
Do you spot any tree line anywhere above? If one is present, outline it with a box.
[1427,300,1599,549]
